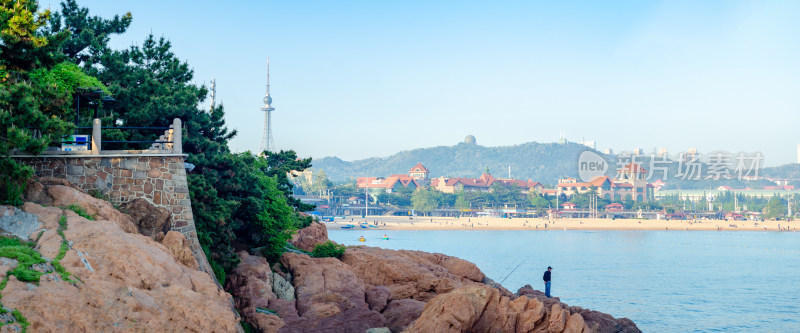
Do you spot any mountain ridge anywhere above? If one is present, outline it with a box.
[313,141,601,184]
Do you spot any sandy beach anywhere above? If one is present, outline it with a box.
[325,215,798,232]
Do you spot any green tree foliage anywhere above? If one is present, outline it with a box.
[47,0,132,66]
[411,189,439,215]
[763,196,787,219]
[0,1,101,204]
[262,150,314,211]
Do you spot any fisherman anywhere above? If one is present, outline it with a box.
[543,266,553,298]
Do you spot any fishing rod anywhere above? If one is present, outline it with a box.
[498,256,529,286]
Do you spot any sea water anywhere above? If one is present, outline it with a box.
[329,229,800,332]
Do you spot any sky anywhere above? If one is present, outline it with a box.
[47,0,800,166]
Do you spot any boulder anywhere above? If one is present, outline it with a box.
[0,206,40,240]
[405,285,599,333]
[289,222,328,252]
[382,299,425,333]
[365,285,391,312]
[160,231,199,269]
[272,271,295,300]
[517,285,641,333]
[280,252,386,332]
[23,179,138,234]
[121,198,172,239]
[227,251,287,333]
[341,246,485,301]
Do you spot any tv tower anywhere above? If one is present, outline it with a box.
[260,58,275,153]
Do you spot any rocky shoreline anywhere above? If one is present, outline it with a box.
[1,178,640,332]
[229,222,641,333]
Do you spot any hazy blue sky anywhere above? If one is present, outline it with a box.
[51,1,800,166]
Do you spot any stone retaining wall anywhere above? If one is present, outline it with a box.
[17,155,211,274]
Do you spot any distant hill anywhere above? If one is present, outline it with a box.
[312,141,605,185]
[761,164,800,180]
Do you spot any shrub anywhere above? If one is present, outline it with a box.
[65,204,94,220]
[311,241,346,259]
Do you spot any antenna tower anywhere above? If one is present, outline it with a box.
[260,58,276,153]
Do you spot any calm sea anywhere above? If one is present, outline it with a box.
[329,229,800,332]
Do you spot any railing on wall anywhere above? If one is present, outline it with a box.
[22,118,183,156]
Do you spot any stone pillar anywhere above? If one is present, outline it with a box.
[91,118,101,154]
[172,118,182,154]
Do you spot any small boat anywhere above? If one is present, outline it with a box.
[360,225,368,228]
[368,225,378,228]
[358,237,366,242]
[381,237,389,240]
[340,226,354,229]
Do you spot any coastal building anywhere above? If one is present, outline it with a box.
[554,163,654,202]
[408,163,430,186]
[431,172,543,194]
[356,163,430,196]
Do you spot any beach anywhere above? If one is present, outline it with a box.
[326,215,798,232]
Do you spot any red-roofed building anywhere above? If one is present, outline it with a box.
[409,163,430,181]
[561,202,577,210]
[431,172,543,194]
[604,203,624,211]
[553,163,653,202]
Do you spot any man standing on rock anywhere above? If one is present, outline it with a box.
[543,266,553,298]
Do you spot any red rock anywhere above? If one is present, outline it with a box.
[121,198,171,238]
[366,285,391,312]
[280,252,386,332]
[382,299,425,332]
[227,251,286,333]
[0,205,239,332]
[341,246,485,301]
[161,231,199,269]
[289,222,328,252]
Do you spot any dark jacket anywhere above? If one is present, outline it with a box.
[543,270,551,282]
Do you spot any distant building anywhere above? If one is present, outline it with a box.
[356,163,430,196]
[408,162,430,185]
[430,171,543,194]
[554,163,654,202]
[580,141,596,150]
[603,148,614,155]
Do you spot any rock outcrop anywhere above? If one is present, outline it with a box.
[226,251,285,333]
[289,222,328,252]
[341,246,485,301]
[518,285,641,333]
[229,223,641,333]
[0,203,239,332]
[279,252,386,332]
[405,285,586,333]
[0,181,240,332]
[24,177,138,234]
[121,198,172,239]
